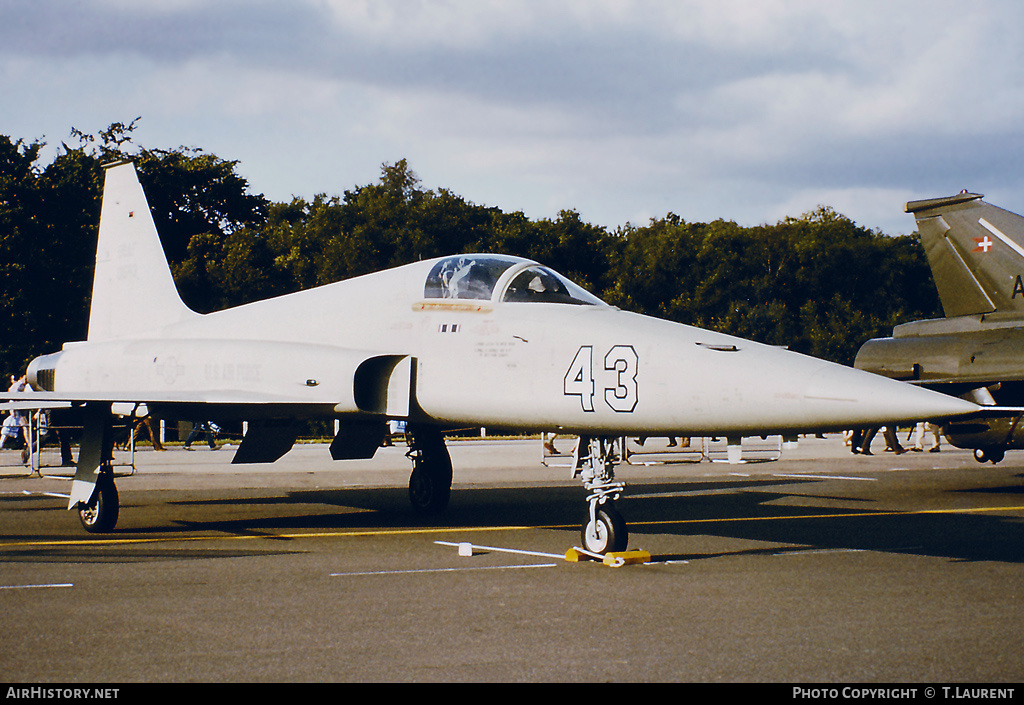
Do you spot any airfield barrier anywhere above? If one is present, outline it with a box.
[0,411,136,477]
[540,433,785,468]
[622,436,706,465]
[701,435,783,464]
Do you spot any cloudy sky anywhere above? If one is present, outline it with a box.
[3,0,1023,236]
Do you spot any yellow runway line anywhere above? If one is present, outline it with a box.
[2,505,1021,550]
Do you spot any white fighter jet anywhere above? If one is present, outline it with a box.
[4,162,979,553]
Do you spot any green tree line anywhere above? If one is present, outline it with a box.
[0,123,939,378]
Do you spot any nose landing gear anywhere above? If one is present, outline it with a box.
[573,436,629,554]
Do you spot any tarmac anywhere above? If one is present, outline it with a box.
[1,433,1023,683]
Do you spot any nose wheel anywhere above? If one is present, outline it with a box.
[582,502,628,554]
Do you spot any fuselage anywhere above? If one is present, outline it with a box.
[34,254,978,436]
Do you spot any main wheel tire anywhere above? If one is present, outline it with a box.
[581,504,628,554]
[78,475,119,533]
[409,464,452,514]
[974,447,1005,464]
[406,426,453,514]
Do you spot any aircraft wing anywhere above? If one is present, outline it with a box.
[7,343,415,474]
[21,341,415,420]
[0,389,344,410]
[0,397,73,411]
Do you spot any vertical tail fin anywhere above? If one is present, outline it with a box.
[907,192,1024,318]
[87,162,198,341]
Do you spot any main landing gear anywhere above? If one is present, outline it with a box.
[573,436,629,554]
[973,447,1005,464]
[70,402,120,534]
[405,425,453,514]
[77,470,119,533]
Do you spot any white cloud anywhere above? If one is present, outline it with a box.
[770,187,922,233]
[315,0,553,49]
[3,0,1024,234]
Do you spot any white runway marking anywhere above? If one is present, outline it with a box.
[773,473,876,481]
[0,583,73,590]
[434,540,566,560]
[330,564,558,577]
[628,488,734,499]
[0,490,72,499]
[774,548,866,556]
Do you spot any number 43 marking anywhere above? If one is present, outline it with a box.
[563,345,639,413]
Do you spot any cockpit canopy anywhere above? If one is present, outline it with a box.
[424,255,605,306]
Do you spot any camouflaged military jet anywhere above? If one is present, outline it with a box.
[2,163,979,553]
[856,192,1024,465]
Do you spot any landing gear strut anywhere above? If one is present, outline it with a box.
[573,436,628,554]
[406,425,453,514]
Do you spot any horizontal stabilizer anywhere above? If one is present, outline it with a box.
[906,192,983,213]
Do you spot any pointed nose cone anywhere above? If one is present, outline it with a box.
[803,364,978,426]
